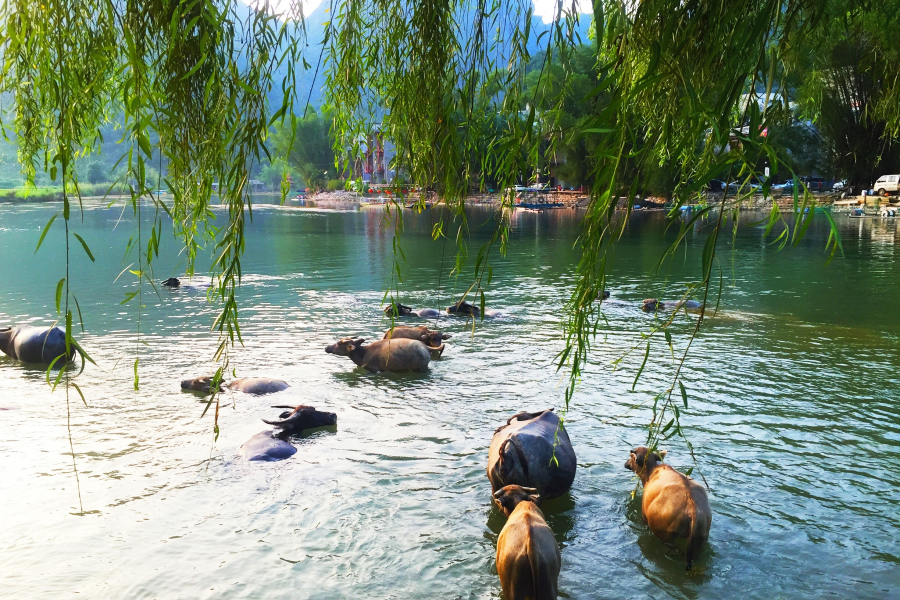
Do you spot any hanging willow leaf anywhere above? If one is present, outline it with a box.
[632,341,650,392]
[72,233,95,262]
[35,214,58,253]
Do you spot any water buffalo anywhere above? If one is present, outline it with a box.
[384,303,442,318]
[597,289,611,300]
[262,404,337,433]
[642,298,703,312]
[493,485,561,600]
[180,376,290,395]
[488,409,576,501]
[625,446,712,570]
[325,337,435,372]
[162,277,181,287]
[0,325,76,365]
[241,431,297,461]
[383,325,451,348]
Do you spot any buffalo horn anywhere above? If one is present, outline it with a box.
[263,405,314,428]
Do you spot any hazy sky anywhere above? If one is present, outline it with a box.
[244,0,591,24]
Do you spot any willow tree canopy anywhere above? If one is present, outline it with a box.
[2,0,898,441]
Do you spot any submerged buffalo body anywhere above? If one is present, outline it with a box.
[382,325,451,348]
[488,410,576,501]
[0,325,76,365]
[325,337,434,372]
[180,376,290,395]
[229,378,290,395]
[241,431,298,461]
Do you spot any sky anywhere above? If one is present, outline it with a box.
[243,0,591,24]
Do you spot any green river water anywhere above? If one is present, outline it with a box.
[0,201,898,599]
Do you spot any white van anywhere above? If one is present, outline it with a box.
[874,174,899,196]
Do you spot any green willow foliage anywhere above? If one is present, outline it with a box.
[1,0,898,451]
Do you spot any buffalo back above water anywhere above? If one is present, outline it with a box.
[487,410,576,501]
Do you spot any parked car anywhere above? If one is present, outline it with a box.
[874,174,899,196]
[833,180,847,190]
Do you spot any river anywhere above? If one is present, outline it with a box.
[0,201,898,599]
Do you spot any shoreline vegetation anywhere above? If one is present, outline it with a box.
[2,185,890,213]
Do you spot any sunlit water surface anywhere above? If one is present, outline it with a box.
[1,202,898,599]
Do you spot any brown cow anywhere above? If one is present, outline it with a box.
[493,485,561,600]
[624,447,712,570]
[382,325,450,355]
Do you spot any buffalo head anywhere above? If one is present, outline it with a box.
[325,337,365,356]
[642,299,662,312]
[493,484,540,516]
[624,446,667,473]
[181,375,223,393]
[447,300,480,316]
[422,330,452,346]
[263,405,337,433]
[384,302,412,317]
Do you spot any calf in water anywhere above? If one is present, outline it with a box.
[624,446,712,570]
[493,485,561,600]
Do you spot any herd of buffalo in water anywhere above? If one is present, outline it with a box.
[0,279,710,599]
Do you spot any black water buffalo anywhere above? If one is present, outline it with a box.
[625,446,712,570]
[0,325,76,365]
[488,409,576,501]
[325,337,435,372]
[493,485,560,600]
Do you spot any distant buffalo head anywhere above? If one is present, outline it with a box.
[181,375,223,393]
[384,302,413,317]
[447,300,480,316]
[493,485,540,516]
[263,405,337,432]
[325,337,365,356]
[624,446,667,474]
[162,277,181,287]
[642,299,662,312]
